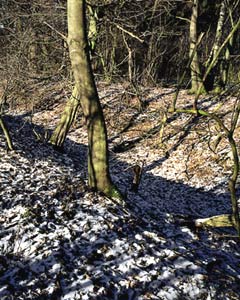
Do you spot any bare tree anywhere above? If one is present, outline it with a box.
[60,0,122,199]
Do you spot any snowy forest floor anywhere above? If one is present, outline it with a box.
[0,82,240,300]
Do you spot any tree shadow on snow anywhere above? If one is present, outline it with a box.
[0,113,240,300]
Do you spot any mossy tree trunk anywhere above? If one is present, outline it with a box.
[0,95,13,150]
[189,0,205,94]
[50,3,98,150]
[67,0,122,199]
[0,116,13,151]
[50,86,80,149]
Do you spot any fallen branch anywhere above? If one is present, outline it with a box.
[43,21,67,41]
[195,214,235,228]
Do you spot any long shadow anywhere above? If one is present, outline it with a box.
[0,113,240,299]
[108,89,178,144]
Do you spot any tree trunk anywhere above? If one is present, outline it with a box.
[87,4,98,55]
[205,0,227,92]
[0,116,13,150]
[189,0,205,94]
[0,94,13,150]
[67,0,122,200]
[221,33,234,87]
[50,3,98,149]
[50,86,80,149]
[221,2,235,87]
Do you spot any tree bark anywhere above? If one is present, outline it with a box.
[50,86,80,149]
[221,1,235,87]
[189,0,205,94]
[67,0,122,200]
[205,0,227,91]
[0,116,13,150]
[221,33,234,87]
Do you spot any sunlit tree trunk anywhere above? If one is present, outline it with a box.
[87,4,98,55]
[189,0,205,94]
[67,0,122,199]
[50,3,98,149]
[1,92,13,150]
[0,116,13,150]
[221,32,234,87]
[205,0,227,91]
[50,86,80,148]
[221,1,235,87]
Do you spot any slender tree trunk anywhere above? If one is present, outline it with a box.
[189,0,205,94]
[67,0,122,199]
[29,30,38,72]
[0,116,13,150]
[221,32,234,86]
[221,1,235,87]
[87,4,98,55]
[50,86,80,149]
[0,94,13,150]
[208,1,226,65]
[205,0,227,91]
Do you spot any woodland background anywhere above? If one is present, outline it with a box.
[1,1,240,299]
[0,0,239,106]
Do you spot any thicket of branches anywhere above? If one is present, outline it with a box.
[0,0,239,102]
[0,0,67,106]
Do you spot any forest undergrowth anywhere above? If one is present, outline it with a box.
[1,82,240,300]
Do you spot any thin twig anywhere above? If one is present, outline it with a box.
[111,21,144,43]
[43,21,67,40]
